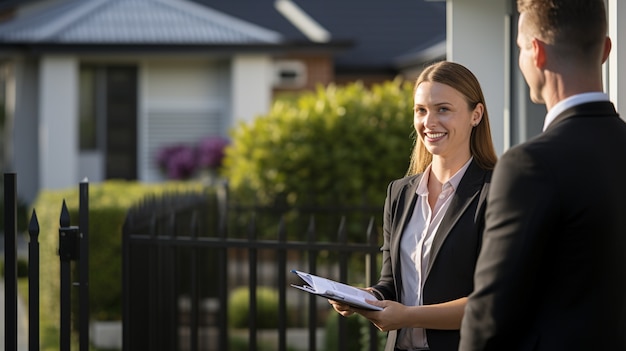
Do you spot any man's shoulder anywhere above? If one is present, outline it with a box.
[500,135,546,158]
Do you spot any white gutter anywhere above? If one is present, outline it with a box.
[274,0,331,43]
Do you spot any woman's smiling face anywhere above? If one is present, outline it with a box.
[413,81,482,160]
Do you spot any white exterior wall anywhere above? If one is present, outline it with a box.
[231,55,273,124]
[8,58,40,203]
[446,0,509,154]
[38,56,79,191]
[139,58,231,181]
[608,0,625,116]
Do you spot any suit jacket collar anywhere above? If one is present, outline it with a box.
[546,101,618,131]
[390,160,488,281]
[390,177,419,291]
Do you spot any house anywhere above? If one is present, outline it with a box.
[0,0,446,204]
[190,0,446,85]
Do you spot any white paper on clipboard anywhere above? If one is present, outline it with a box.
[290,270,382,311]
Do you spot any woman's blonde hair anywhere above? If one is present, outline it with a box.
[406,61,498,176]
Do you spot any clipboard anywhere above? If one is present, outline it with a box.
[290,269,382,311]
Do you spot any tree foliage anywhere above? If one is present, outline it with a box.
[222,78,415,207]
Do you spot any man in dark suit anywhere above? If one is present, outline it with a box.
[459,0,626,350]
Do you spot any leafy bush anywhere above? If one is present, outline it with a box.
[228,286,280,329]
[222,78,414,208]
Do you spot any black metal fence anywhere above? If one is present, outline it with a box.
[3,173,90,351]
[122,183,384,351]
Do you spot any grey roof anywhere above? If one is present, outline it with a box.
[0,0,445,72]
[0,0,283,44]
[191,0,447,71]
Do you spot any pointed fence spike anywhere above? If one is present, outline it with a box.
[28,209,40,240]
[336,216,347,242]
[190,211,199,238]
[248,213,257,241]
[278,216,286,242]
[366,216,376,245]
[306,215,316,242]
[60,199,70,227]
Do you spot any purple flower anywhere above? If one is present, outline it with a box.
[156,144,197,180]
[156,145,182,170]
[197,136,229,170]
[155,136,229,180]
[168,146,197,179]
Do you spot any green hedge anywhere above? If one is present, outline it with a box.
[228,286,280,329]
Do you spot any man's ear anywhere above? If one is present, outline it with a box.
[602,36,612,63]
[532,38,546,69]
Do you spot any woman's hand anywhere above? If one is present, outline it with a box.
[328,288,377,317]
[361,297,468,331]
[358,299,409,332]
[328,299,355,317]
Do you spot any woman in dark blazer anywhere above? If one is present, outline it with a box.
[329,61,497,351]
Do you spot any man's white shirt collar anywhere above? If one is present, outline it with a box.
[543,92,609,131]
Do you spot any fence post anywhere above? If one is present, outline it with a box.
[4,173,18,351]
[78,180,90,351]
[247,215,258,351]
[305,216,318,351]
[58,200,80,351]
[277,217,288,351]
[366,216,380,351]
[217,182,229,351]
[28,210,40,351]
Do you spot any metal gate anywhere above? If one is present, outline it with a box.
[3,173,90,351]
[122,184,384,351]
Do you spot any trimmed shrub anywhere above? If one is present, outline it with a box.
[228,286,280,329]
[222,78,415,208]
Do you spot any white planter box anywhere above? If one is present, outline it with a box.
[91,320,122,350]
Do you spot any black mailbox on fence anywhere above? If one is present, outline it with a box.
[58,199,81,261]
[59,226,80,261]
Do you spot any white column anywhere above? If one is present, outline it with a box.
[447,0,509,154]
[607,0,624,115]
[9,59,41,203]
[231,55,273,124]
[39,56,79,190]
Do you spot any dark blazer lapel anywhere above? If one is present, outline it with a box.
[390,175,421,258]
[384,177,419,351]
[390,175,420,297]
[425,161,486,278]
[547,101,618,131]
